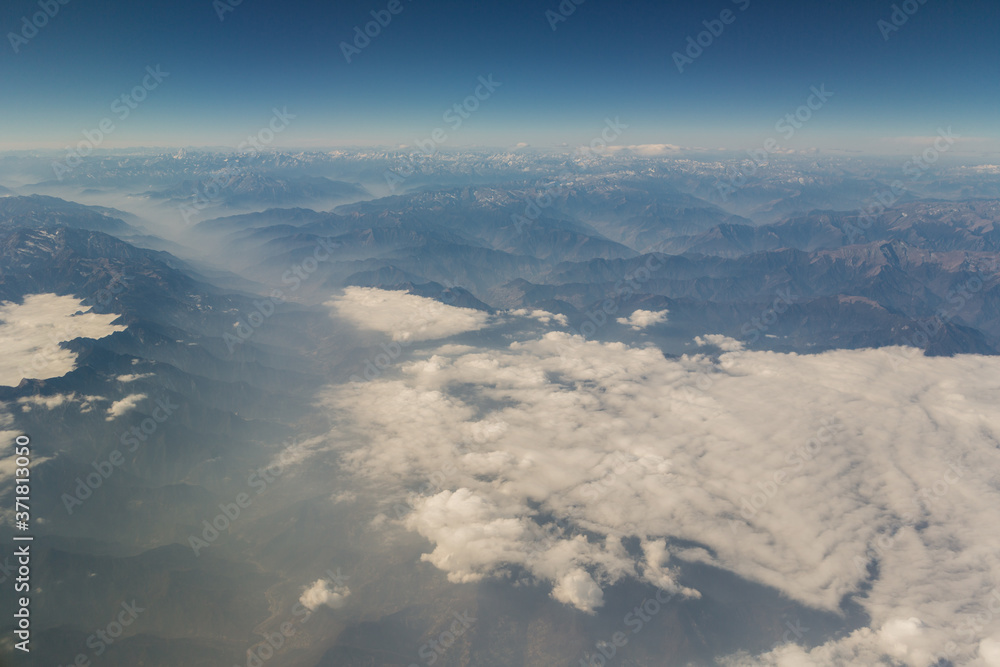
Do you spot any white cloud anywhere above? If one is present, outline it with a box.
[307,326,1000,663]
[18,393,104,413]
[616,309,668,330]
[604,144,684,156]
[551,568,605,613]
[21,394,69,410]
[0,294,126,386]
[269,435,329,470]
[327,287,492,342]
[981,637,1000,666]
[299,578,351,611]
[731,615,996,667]
[116,373,153,383]
[695,333,745,352]
[106,394,146,421]
[17,393,74,410]
[509,308,568,327]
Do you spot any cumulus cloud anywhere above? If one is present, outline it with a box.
[328,287,492,342]
[551,568,605,613]
[0,294,127,386]
[309,324,1000,663]
[16,392,103,411]
[616,309,668,330]
[299,578,351,611]
[695,333,744,352]
[509,308,569,327]
[106,394,147,421]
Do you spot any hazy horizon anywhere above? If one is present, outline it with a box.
[3,0,998,153]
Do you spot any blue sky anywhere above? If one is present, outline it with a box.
[1,0,998,153]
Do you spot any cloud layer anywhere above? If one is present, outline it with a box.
[0,293,126,386]
[327,287,491,342]
[308,290,1000,665]
[106,393,147,421]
